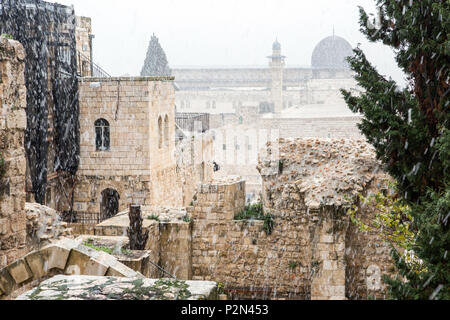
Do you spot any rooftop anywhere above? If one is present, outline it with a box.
[261,104,361,119]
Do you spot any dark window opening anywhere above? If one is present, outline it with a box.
[100,188,120,221]
[95,119,110,151]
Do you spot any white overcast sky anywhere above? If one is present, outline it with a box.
[56,0,406,84]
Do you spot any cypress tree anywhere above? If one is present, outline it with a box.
[341,0,449,299]
[140,33,171,77]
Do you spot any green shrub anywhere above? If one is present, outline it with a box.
[147,214,160,222]
[234,203,274,235]
[1,33,13,40]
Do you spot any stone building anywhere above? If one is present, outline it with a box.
[72,76,214,223]
[173,35,357,116]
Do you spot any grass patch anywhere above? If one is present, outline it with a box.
[147,214,160,222]
[234,203,264,220]
[1,33,13,39]
[83,241,131,255]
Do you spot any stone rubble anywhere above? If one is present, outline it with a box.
[25,203,73,247]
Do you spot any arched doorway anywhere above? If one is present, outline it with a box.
[100,189,120,221]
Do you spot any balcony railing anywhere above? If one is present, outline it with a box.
[175,112,210,133]
[77,50,111,78]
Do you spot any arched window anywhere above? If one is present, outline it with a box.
[212,101,216,109]
[95,119,110,151]
[206,101,211,109]
[164,115,169,146]
[158,116,163,149]
[181,101,185,109]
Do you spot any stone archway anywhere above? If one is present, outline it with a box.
[0,239,143,300]
[100,189,120,222]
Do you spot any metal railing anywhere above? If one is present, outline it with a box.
[175,112,210,133]
[77,50,111,78]
[60,211,104,225]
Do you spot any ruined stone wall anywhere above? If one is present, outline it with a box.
[257,138,394,299]
[209,114,363,203]
[25,203,73,250]
[344,178,395,300]
[0,37,28,268]
[186,138,394,300]
[189,178,313,299]
[93,208,190,279]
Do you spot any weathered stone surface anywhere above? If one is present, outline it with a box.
[24,250,47,279]
[0,238,143,298]
[25,202,73,248]
[65,248,108,276]
[17,275,217,300]
[0,36,28,269]
[7,258,32,284]
[182,139,394,300]
[0,267,16,296]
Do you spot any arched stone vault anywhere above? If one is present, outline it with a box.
[0,238,143,299]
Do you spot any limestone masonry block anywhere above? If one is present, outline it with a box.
[6,258,32,284]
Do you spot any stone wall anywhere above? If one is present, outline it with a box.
[93,207,189,279]
[159,222,192,280]
[25,203,73,250]
[256,138,394,299]
[344,178,395,300]
[175,133,214,206]
[0,37,28,269]
[185,138,394,300]
[189,178,314,299]
[69,133,394,300]
[75,16,93,77]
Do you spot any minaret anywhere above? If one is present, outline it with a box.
[268,39,285,114]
